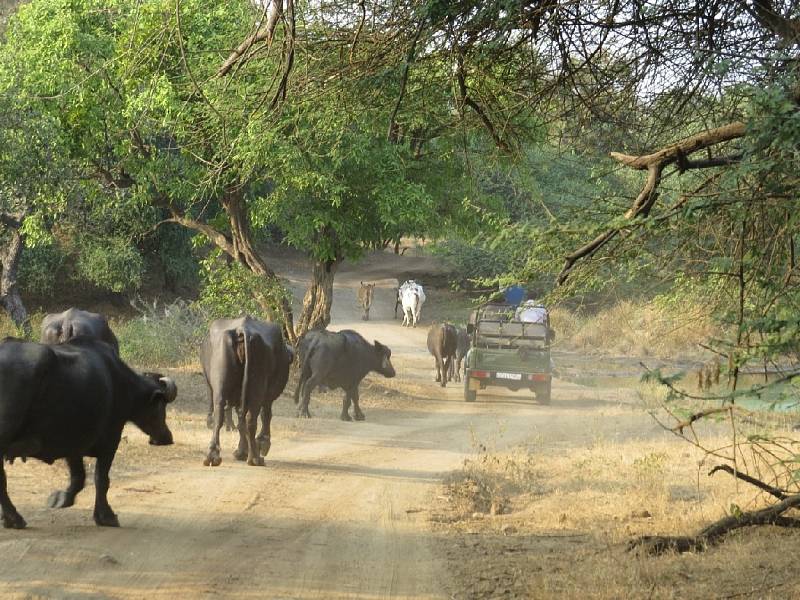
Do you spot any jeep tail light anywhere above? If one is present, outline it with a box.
[529,374,549,382]
[472,370,490,379]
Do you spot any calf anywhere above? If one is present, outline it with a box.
[200,316,293,467]
[0,337,176,529]
[357,282,376,321]
[294,329,395,421]
[41,308,119,354]
[427,323,458,387]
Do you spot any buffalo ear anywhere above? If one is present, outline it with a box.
[158,377,178,403]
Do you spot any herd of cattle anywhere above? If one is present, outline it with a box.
[0,279,466,531]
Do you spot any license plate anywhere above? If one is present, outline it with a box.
[495,372,522,381]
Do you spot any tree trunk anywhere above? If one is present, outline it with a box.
[295,258,340,337]
[220,189,297,343]
[0,228,30,337]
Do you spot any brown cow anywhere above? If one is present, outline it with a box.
[427,322,458,387]
[357,282,376,321]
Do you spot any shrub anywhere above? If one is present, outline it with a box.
[117,299,206,368]
[195,251,290,324]
[18,242,65,295]
[75,236,144,293]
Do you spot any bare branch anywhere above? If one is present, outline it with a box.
[218,1,283,77]
[708,464,790,500]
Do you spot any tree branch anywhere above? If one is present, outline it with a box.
[163,211,235,257]
[608,122,746,170]
[628,493,800,555]
[708,464,790,500]
[218,1,283,77]
[388,20,424,143]
[455,53,511,153]
[557,122,747,285]
[750,0,800,45]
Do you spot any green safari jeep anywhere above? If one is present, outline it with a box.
[463,303,554,404]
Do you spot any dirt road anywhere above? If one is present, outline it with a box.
[0,251,657,599]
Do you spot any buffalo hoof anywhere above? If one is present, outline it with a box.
[233,448,247,462]
[247,456,265,466]
[353,412,366,422]
[340,412,353,422]
[94,509,120,528]
[1,511,26,529]
[257,437,271,457]
[203,454,222,467]
[47,490,75,509]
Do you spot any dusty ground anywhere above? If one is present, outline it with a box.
[0,248,798,599]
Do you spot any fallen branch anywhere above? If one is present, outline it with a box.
[628,492,800,555]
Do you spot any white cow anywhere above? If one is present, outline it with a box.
[399,281,426,327]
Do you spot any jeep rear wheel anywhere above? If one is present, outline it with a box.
[535,381,551,405]
[464,376,477,402]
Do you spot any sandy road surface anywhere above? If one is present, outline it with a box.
[0,252,657,599]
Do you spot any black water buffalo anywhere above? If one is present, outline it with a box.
[451,327,470,383]
[0,337,176,529]
[294,329,395,421]
[427,323,457,387]
[41,308,119,355]
[200,316,293,467]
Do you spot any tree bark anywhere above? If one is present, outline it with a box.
[164,190,297,344]
[220,189,297,343]
[295,258,340,336]
[217,0,284,77]
[0,227,30,337]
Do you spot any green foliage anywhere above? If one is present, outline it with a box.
[75,236,144,293]
[430,238,515,285]
[18,242,65,295]
[195,251,291,324]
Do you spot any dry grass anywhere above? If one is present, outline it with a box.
[434,424,800,599]
[550,300,720,360]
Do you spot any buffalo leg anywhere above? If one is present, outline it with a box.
[204,394,225,466]
[454,357,463,383]
[48,455,86,509]
[233,409,248,462]
[299,373,320,418]
[0,461,25,529]
[244,408,264,466]
[444,355,453,385]
[434,356,442,383]
[340,391,353,421]
[205,381,214,429]
[351,387,365,421]
[93,452,119,527]
[256,404,272,457]
[224,406,233,432]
